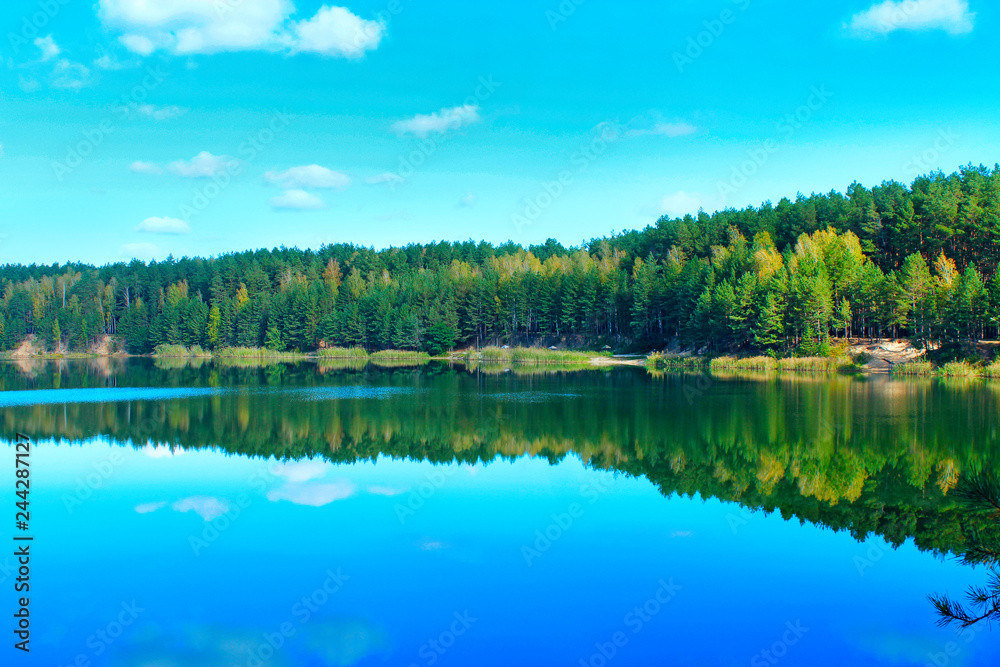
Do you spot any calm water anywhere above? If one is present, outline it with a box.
[3,359,999,666]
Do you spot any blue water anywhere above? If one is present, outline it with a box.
[9,440,996,667]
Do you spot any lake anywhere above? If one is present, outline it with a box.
[3,358,999,666]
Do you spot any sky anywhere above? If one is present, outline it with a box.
[1,0,998,266]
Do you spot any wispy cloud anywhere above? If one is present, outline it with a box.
[367,485,409,497]
[142,444,184,457]
[267,480,356,506]
[34,35,60,61]
[264,165,350,190]
[847,0,975,37]
[270,460,331,482]
[130,160,163,174]
[167,151,235,178]
[136,216,191,235]
[51,59,91,90]
[365,172,404,186]
[626,121,697,138]
[135,501,167,514]
[136,104,187,121]
[120,242,159,260]
[270,189,326,210]
[391,105,481,138]
[173,496,230,521]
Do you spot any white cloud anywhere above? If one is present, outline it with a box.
[270,459,331,482]
[391,105,481,138]
[458,192,477,208]
[290,5,384,57]
[137,104,187,120]
[848,0,975,37]
[626,121,697,138]
[0,143,4,158]
[173,496,230,521]
[100,0,383,57]
[365,172,404,186]
[142,444,184,457]
[121,242,159,260]
[264,164,350,189]
[267,480,355,506]
[130,160,163,174]
[367,485,408,496]
[94,52,126,70]
[656,191,722,218]
[136,216,191,234]
[51,59,91,90]
[167,151,235,178]
[119,33,156,56]
[270,189,325,210]
[34,35,60,61]
[135,501,167,514]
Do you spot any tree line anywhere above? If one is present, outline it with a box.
[3,164,1000,355]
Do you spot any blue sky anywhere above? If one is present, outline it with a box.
[1,0,997,265]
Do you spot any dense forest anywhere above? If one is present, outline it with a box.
[4,164,1000,355]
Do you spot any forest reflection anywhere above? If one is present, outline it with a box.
[3,357,1000,558]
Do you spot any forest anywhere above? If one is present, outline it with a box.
[3,164,1000,356]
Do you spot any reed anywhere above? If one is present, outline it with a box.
[709,356,777,371]
[368,350,431,364]
[776,356,849,372]
[940,361,979,378]
[645,352,706,369]
[152,344,209,357]
[316,347,369,359]
[213,347,308,359]
[472,347,592,364]
[891,361,934,377]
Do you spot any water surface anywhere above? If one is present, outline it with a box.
[3,359,998,666]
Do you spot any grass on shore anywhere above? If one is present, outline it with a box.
[891,361,934,376]
[315,347,369,359]
[369,350,431,365]
[213,347,309,359]
[645,352,707,370]
[152,344,209,357]
[470,347,594,365]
